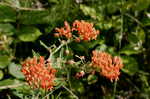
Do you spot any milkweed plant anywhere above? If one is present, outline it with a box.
[21,20,124,98]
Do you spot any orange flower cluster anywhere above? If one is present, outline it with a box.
[92,51,123,81]
[55,21,72,39]
[21,56,57,91]
[72,20,100,41]
[55,20,100,41]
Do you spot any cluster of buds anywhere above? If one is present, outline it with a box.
[54,20,100,41]
[92,51,124,82]
[21,56,57,91]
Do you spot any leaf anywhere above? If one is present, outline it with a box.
[106,3,118,14]
[8,63,24,79]
[18,10,50,25]
[18,26,42,42]
[70,42,87,52]
[121,56,139,76]
[0,79,15,86]
[136,27,145,43]
[32,50,40,57]
[0,79,23,89]
[71,79,85,94]
[128,33,139,44]
[134,0,150,11]
[0,70,4,80]
[142,18,150,26]
[13,84,32,97]
[0,55,11,69]
[87,74,98,85]
[2,0,20,8]
[0,23,16,35]
[80,4,97,19]
[120,44,142,55]
[0,4,16,22]
[48,0,59,4]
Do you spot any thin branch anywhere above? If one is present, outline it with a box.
[125,13,144,27]
[49,40,71,59]
[62,85,78,99]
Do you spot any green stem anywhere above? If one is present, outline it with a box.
[112,81,117,99]
[49,39,72,60]
[62,85,78,99]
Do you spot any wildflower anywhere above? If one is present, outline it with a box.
[92,51,123,81]
[55,21,72,39]
[21,56,57,91]
[72,20,100,41]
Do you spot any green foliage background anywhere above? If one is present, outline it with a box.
[0,0,150,98]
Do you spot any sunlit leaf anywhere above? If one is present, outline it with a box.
[0,70,4,80]
[18,26,42,42]
[80,4,97,19]
[0,55,11,69]
[8,63,24,79]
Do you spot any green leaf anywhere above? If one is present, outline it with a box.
[0,70,4,80]
[0,79,23,89]
[0,23,16,35]
[0,79,15,86]
[142,13,150,26]
[70,43,87,52]
[13,83,32,96]
[0,4,16,22]
[136,28,145,43]
[0,55,11,69]
[134,0,150,11]
[142,17,150,26]
[128,33,139,44]
[48,0,59,4]
[121,56,139,76]
[87,74,98,85]
[8,63,24,79]
[80,4,97,19]
[2,0,20,8]
[32,50,40,57]
[18,26,42,42]
[120,44,142,55]
[18,10,50,24]
[106,3,118,14]
[71,80,84,94]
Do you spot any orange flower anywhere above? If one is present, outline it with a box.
[92,51,123,81]
[72,20,100,41]
[55,21,72,39]
[21,56,57,91]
